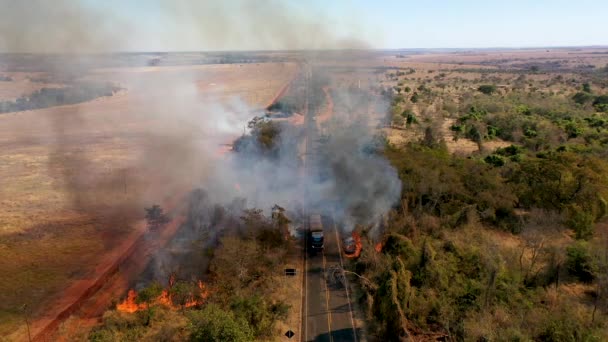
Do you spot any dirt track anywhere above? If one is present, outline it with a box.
[25,191,185,342]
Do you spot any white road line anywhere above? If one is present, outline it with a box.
[322,250,333,342]
[301,229,307,342]
[333,216,358,342]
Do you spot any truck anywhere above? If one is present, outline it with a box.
[308,214,324,250]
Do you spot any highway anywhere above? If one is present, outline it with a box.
[302,215,359,342]
[300,62,360,342]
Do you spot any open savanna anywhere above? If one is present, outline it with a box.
[373,48,608,155]
[0,61,296,339]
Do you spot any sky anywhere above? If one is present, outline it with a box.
[2,0,608,52]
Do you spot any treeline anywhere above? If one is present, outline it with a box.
[352,139,608,340]
[354,73,608,339]
[0,82,120,113]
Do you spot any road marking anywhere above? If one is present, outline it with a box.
[322,249,333,342]
[301,228,307,342]
[333,217,358,342]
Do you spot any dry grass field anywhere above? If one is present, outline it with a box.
[0,61,296,339]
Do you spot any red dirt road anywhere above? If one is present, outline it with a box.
[25,192,187,342]
[316,86,334,125]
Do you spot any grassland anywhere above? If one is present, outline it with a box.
[0,61,296,339]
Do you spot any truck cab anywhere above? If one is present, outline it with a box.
[308,214,324,250]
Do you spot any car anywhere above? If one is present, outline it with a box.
[343,236,356,255]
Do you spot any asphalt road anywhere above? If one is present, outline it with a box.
[300,62,359,342]
[302,215,359,342]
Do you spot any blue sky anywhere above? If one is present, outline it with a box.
[344,0,608,48]
[48,0,608,51]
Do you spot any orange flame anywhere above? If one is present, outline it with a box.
[375,242,383,253]
[116,279,209,313]
[116,289,145,313]
[157,290,172,306]
[345,231,363,259]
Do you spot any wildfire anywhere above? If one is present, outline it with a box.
[374,242,384,253]
[234,183,241,192]
[185,280,209,308]
[116,289,145,313]
[345,231,363,259]
[116,277,209,313]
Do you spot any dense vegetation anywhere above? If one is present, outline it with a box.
[88,207,292,342]
[355,66,608,340]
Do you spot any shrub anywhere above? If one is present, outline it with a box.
[572,92,594,105]
[565,242,597,282]
[566,207,594,240]
[484,154,505,167]
[410,92,419,103]
[188,304,253,342]
[593,95,608,112]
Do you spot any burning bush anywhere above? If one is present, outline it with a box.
[116,278,209,315]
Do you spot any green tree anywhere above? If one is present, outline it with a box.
[593,95,608,112]
[477,85,497,95]
[230,295,289,338]
[188,304,253,342]
[566,206,594,240]
[572,91,593,105]
[484,154,505,167]
[566,242,597,283]
[582,82,592,93]
[410,92,419,103]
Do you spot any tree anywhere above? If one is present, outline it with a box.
[572,92,593,105]
[188,304,253,342]
[582,82,592,93]
[477,85,497,95]
[401,109,417,126]
[484,154,505,167]
[145,205,170,230]
[170,281,198,311]
[240,208,269,231]
[566,242,597,283]
[566,206,595,240]
[230,295,289,338]
[593,95,608,112]
[271,204,291,231]
[136,282,163,326]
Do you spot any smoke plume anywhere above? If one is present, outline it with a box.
[1,0,397,275]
